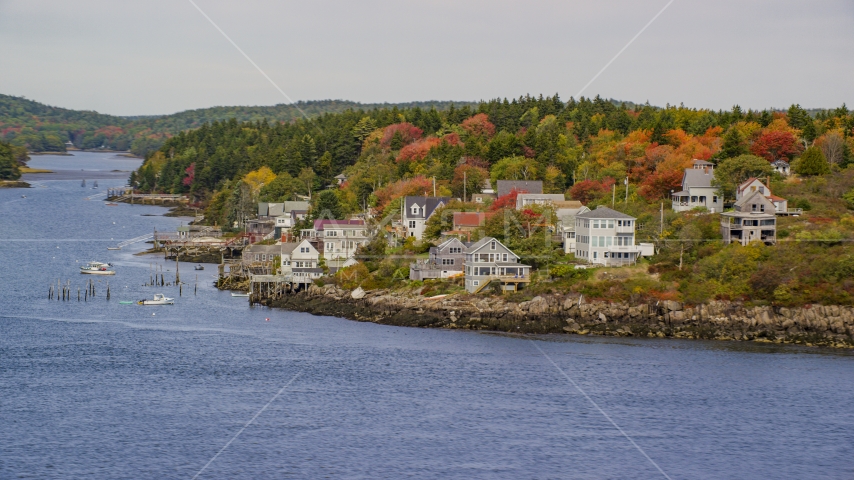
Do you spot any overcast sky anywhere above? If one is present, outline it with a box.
[1,0,852,116]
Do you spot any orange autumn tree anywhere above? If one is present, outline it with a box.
[380,122,423,149]
[372,176,433,215]
[461,113,496,139]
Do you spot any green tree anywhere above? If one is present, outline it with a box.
[259,172,305,202]
[0,141,21,180]
[311,190,344,219]
[719,127,747,159]
[712,154,773,201]
[793,146,830,176]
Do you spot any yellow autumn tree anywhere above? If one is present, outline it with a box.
[243,166,276,195]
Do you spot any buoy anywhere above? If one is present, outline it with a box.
[152,313,156,316]
[265,318,270,322]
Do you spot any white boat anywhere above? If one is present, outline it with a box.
[80,261,115,275]
[138,293,174,305]
[231,292,249,297]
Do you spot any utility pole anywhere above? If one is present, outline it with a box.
[624,176,629,204]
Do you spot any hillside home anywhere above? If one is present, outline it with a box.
[772,160,791,176]
[452,212,487,232]
[464,237,531,293]
[574,206,653,266]
[301,219,370,261]
[409,237,468,280]
[515,193,566,210]
[334,173,348,185]
[280,239,323,284]
[736,178,788,213]
[721,191,777,245]
[671,161,723,212]
[471,192,495,204]
[403,196,450,240]
[496,180,543,197]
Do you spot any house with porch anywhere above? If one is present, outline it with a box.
[464,237,531,293]
[671,161,723,213]
[721,191,777,245]
[403,196,451,240]
[409,237,468,280]
[555,201,590,254]
[280,239,323,284]
[242,244,281,274]
[574,206,652,266]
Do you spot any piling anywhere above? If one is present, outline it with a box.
[106,283,111,301]
[78,288,80,301]
[179,284,182,296]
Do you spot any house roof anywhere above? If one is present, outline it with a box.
[496,180,543,197]
[768,194,786,202]
[737,177,767,195]
[453,212,486,227]
[334,174,347,179]
[771,159,790,167]
[576,206,635,220]
[404,196,451,219]
[682,168,715,189]
[436,237,468,251]
[244,245,282,254]
[313,219,365,230]
[734,190,775,212]
[465,236,519,256]
[259,201,310,217]
[692,159,714,167]
[280,242,299,255]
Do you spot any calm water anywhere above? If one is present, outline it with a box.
[1,152,853,479]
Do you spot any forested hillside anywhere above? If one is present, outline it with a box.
[0,94,475,156]
[128,94,853,225]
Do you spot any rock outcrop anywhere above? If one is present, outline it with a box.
[269,285,854,348]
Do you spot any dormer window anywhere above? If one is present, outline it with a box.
[411,205,420,215]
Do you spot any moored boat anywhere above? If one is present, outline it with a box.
[231,292,249,297]
[194,264,204,270]
[138,293,174,305]
[80,261,115,275]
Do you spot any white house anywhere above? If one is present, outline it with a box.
[515,193,566,210]
[301,219,370,261]
[671,160,723,213]
[281,239,323,283]
[736,178,788,213]
[403,196,450,240]
[772,159,791,176]
[575,206,652,266]
[555,201,590,254]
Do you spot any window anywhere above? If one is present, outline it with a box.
[409,221,416,229]
[593,220,599,228]
[760,204,765,212]
[449,247,461,254]
[442,259,455,265]
[326,242,334,250]
[473,280,480,286]
[475,197,483,203]
[254,254,260,261]
[490,241,496,250]
[300,247,309,253]
[261,254,267,261]
[752,204,757,212]
[713,196,718,203]
[411,205,420,215]
[327,230,338,237]
[699,196,706,203]
[502,253,508,262]
[608,220,614,228]
[568,232,575,239]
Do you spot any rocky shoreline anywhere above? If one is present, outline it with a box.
[268,285,854,348]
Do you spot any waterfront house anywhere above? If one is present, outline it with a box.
[242,244,281,274]
[410,237,468,280]
[403,196,451,240]
[515,193,566,210]
[176,225,222,240]
[258,201,311,237]
[555,201,590,254]
[671,161,723,213]
[496,180,543,198]
[574,206,652,266]
[464,237,531,293]
[736,178,788,213]
[281,239,323,283]
[301,219,370,261]
[721,191,777,245]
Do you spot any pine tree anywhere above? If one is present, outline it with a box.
[794,146,830,176]
[720,127,746,158]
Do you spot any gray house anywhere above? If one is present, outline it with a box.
[720,191,777,246]
[464,237,531,293]
[409,238,468,280]
[496,180,543,198]
[671,162,723,213]
[403,196,450,240]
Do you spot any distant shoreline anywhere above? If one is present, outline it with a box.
[27,150,139,158]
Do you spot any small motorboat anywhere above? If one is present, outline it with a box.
[194,264,204,270]
[231,292,250,297]
[80,261,115,275]
[105,203,118,206]
[138,293,174,305]
[107,247,121,250]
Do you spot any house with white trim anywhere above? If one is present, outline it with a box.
[464,237,531,293]
[574,206,652,266]
[403,196,450,240]
[671,160,723,213]
[281,239,323,283]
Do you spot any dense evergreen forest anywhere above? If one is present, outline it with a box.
[0,94,475,156]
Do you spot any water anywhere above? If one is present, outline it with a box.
[2,152,853,479]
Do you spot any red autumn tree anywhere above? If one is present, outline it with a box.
[182,162,195,187]
[372,176,433,214]
[490,189,521,211]
[750,130,803,161]
[396,137,441,163]
[569,178,615,204]
[461,113,496,139]
[380,122,423,149]
[638,169,684,201]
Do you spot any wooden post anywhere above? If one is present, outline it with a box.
[175,255,180,284]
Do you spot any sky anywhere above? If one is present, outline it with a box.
[1,0,852,116]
